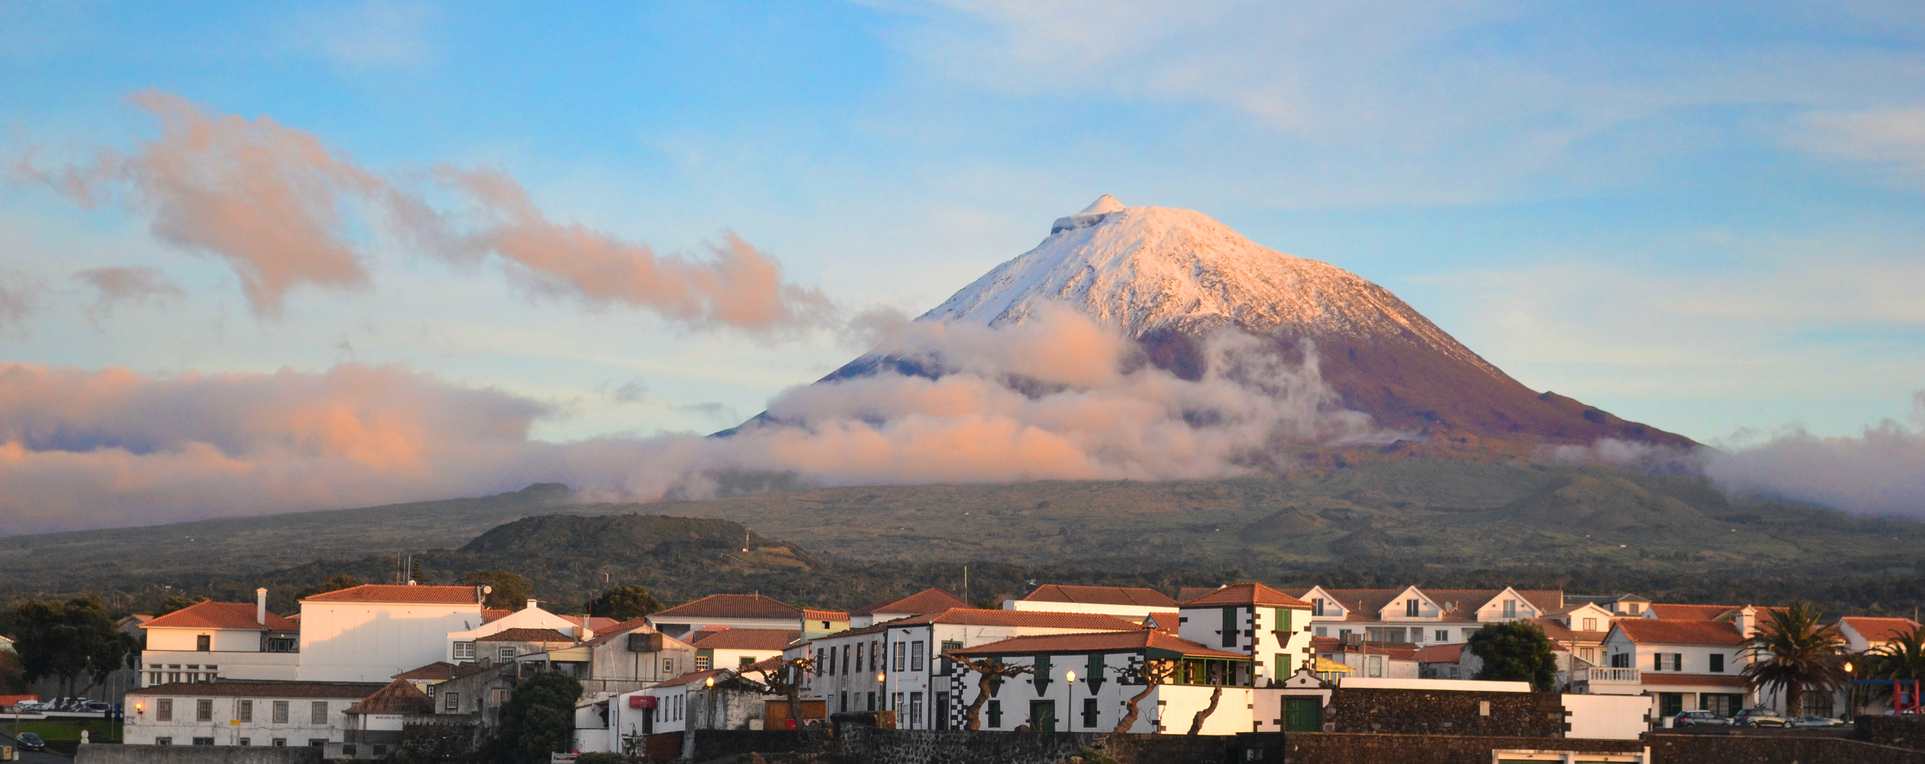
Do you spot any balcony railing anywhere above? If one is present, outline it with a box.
[1579,667,1641,684]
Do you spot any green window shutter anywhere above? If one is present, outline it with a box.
[1221,607,1237,647]
[1032,655,1053,693]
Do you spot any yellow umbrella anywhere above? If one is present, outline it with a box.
[1314,657,1352,674]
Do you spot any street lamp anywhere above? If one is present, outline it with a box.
[1064,670,1077,732]
[1843,660,1857,721]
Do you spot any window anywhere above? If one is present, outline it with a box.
[694,654,712,671]
[663,657,675,676]
[842,644,851,675]
[311,700,328,724]
[1503,600,1518,619]
[497,645,517,661]
[855,643,864,672]
[1652,653,1663,671]
[1629,603,1641,615]
[342,745,357,757]
[894,642,905,672]
[444,691,459,711]
[1367,655,1385,678]
[1221,607,1238,647]
[1583,617,1598,631]
[1435,629,1448,642]
[816,648,825,675]
[826,645,836,676]
[237,738,250,747]
[308,739,326,747]
[196,698,213,722]
[271,739,286,747]
[1670,654,1682,672]
[453,641,476,661]
[192,737,214,746]
[987,700,1002,728]
[910,641,926,670]
[1710,653,1725,673]
[893,692,903,713]
[1082,697,1099,728]
[196,634,211,651]
[156,737,173,746]
[1315,627,1328,637]
[273,700,289,723]
[867,692,876,711]
[1313,598,1325,616]
[157,698,173,722]
[1406,599,1419,617]
[908,692,923,729]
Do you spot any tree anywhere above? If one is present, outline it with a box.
[740,656,815,735]
[1187,684,1224,735]
[465,571,533,610]
[1113,658,1178,733]
[1468,622,1558,691]
[1864,626,1925,708]
[946,655,1035,731]
[493,670,581,763]
[588,585,660,621]
[10,597,128,699]
[1744,602,1848,716]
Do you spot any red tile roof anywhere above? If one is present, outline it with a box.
[1639,673,1749,688]
[801,608,850,622]
[691,629,799,651]
[651,593,799,620]
[302,584,482,605]
[392,662,457,682]
[144,601,297,632]
[1021,584,1177,609]
[1311,587,1564,619]
[1177,586,1224,603]
[952,629,1249,660]
[583,618,657,648]
[476,627,575,643]
[652,669,725,689]
[888,608,1142,631]
[128,681,386,699]
[859,588,968,616]
[1183,582,1310,609]
[1647,603,1739,621]
[482,608,513,623]
[1415,644,1464,663]
[345,679,433,715]
[1613,619,1744,646]
[1842,616,1922,644]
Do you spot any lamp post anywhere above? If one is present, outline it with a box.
[1064,670,1077,733]
[704,675,716,731]
[1843,660,1856,721]
[877,671,888,725]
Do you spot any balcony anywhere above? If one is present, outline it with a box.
[1575,667,1643,695]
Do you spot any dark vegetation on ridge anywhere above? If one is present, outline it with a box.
[0,459,1920,618]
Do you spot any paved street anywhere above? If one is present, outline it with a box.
[0,731,68,762]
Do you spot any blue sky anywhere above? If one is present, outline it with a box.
[3,0,1922,448]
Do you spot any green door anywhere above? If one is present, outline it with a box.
[1283,697,1322,731]
[1029,699,1057,732]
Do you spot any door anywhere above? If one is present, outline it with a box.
[1658,693,1684,720]
[935,689,950,730]
[1283,697,1322,731]
[1029,699,1057,732]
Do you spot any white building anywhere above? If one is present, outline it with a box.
[446,599,595,664]
[1578,616,1754,719]
[1002,584,1178,622]
[1298,585,1564,646]
[1178,583,1318,687]
[123,680,384,749]
[690,628,795,672]
[139,589,300,685]
[949,629,1256,734]
[297,583,487,682]
[794,607,1144,728]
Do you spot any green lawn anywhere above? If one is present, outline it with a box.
[8,717,121,749]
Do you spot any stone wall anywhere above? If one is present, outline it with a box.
[1322,687,1569,736]
[1859,715,1925,750]
[75,746,322,764]
[687,729,824,761]
[832,727,1243,764]
[1283,732,1638,763]
[1650,732,1925,763]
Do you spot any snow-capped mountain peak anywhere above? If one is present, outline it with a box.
[924,197,1502,377]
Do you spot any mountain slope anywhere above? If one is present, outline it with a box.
[898,195,1690,452]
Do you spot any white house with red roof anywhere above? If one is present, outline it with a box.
[1296,585,1565,646]
[1003,584,1179,621]
[445,598,597,665]
[1839,616,1921,654]
[296,583,486,683]
[949,629,1258,734]
[1179,583,1316,687]
[647,593,807,640]
[852,588,968,627]
[139,588,300,685]
[1579,616,1757,719]
[690,628,796,672]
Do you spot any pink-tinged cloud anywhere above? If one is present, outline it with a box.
[1703,390,1925,518]
[16,92,831,331]
[74,265,185,318]
[0,308,1392,533]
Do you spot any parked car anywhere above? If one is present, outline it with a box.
[1790,715,1845,728]
[1672,710,1730,728]
[14,732,46,751]
[1732,708,1791,727]
[11,700,45,712]
[82,700,112,713]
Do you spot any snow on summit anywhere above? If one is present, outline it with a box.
[923,196,1501,376]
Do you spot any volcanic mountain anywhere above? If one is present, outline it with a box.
[808,195,1692,455]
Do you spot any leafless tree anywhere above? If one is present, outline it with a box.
[1113,658,1178,734]
[739,656,816,735]
[946,654,1035,731]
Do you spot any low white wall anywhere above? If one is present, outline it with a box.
[1563,693,1653,740]
[1337,677,1530,692]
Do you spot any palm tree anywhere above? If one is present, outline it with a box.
[1742,602,1848,716]
[1864,626,1925,706]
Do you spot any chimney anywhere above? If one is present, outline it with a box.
[1734,606,1757,638]
[525,598,539,612]
[255,587,268,626]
